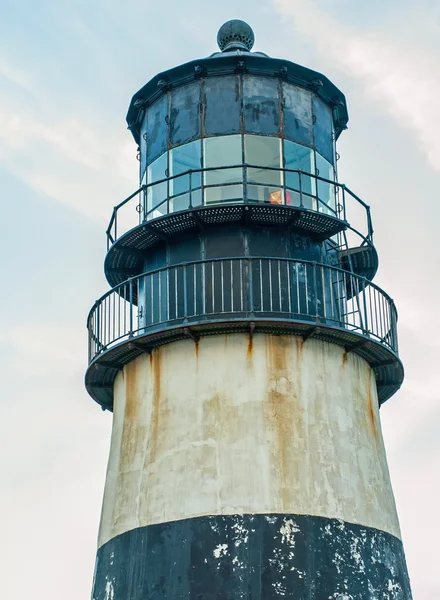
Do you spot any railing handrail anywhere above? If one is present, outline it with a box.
[105,164,374,248]
[87,256,397,326]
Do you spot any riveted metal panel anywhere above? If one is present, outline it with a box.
[204,76,241,135]
[313,95,334,164]
[204,226,245,259]
[146,95,168,164]
[143,243,167,273]
[282,83,313,147]
[169,82,201,147]
[168,231,202,264]
[247,227,287,258]
[243,76,280,135]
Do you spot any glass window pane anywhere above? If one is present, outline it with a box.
[245,135,282,186]
[169,141,202,197]
[245,135,281,167]
[204,135,242,167]
[243,76,280,135]
[170,190,202,213]
[316,153,336,214]
[170,82,201,146]
[205,168,242,185]
[248,185,285,204]
[282,83,313,146]
[205,185,243,204]
[247,168,282,186]
[146,95,168,163]
[204,76,241,135]
[284,140,315,196]
[204,135,242,186]
[147,153,168,215]
[313,96,334,164]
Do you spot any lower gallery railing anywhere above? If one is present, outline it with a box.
[87,258,398,363]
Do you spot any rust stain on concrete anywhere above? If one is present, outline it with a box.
[195,339,199,359]
[148,349,162,465]
[342,351,348,368]
[119,361,143,474]
[265,336,294,509]
[247,335,253,360]
[123,361,138,421]
[367,372,377,440]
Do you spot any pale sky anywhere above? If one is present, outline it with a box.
[1,1,439,598]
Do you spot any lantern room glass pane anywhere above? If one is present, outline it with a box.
[169,140,202,198]
[247,185,285,204]
[313,96,334,164]
[204,76,241,135]
[245,135,282,187]
[147,152,168,215]
[316,152,336,214]
[243,76,280,135]
[169,82,201,146]
[146,95,168,164]
[284,140,315,196]
[282,83,313,147]
[203,135,242,186]
[205,185,243,204]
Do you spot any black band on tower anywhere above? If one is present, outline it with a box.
[93,514,411,599]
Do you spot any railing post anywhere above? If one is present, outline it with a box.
[391,301,398,353]
[248,257,254,315]
[243,165,248,203]
[342,185,347,222]
[183,264,188,319]
[88,316,92,363]
[189,171,193,209]
[129,281,134,337]
[298,169,303,208]
[362,280,369,336]
[96,307,101,356]
[312,263,319,320]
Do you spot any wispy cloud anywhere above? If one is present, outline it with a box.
[274,0,440,171]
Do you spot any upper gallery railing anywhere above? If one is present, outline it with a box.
[105,165,374,251]
[87,257,397,364]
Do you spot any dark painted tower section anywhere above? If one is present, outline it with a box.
[86,20,411,599]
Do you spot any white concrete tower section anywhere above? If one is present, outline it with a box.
[86,19,412,600]
[99,334,400,545]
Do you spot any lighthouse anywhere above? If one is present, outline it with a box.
[86,19,412,599]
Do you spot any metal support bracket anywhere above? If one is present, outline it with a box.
[95,360,125,370]
[189,210,205,232]
[302,326,322,342]
[128,341,153,354]
[345,339,372,353]
[143,223,168,241]
[286,211,302,233]
[184,327,200,343]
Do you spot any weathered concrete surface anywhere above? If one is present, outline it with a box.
[93,514,412,600]
[98,333,400,548]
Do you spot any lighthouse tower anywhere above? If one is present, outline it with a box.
[86,20,412,599]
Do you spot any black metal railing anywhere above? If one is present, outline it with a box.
[105,165,374,251]
[88,257,397,363]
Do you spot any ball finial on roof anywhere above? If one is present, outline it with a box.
[217,20,255,52]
